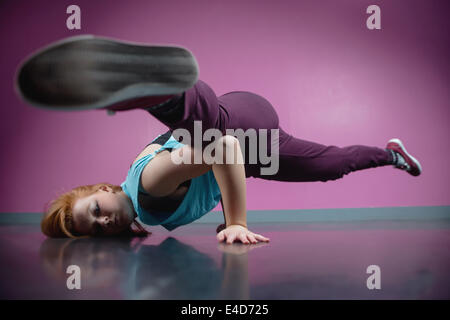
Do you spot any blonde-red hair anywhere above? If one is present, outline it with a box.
[41,183,150,238]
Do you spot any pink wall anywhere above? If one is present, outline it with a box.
[0,0,449,213]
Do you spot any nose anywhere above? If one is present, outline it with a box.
[99,215,112,227]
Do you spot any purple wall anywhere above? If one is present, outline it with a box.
[0,0,449,213]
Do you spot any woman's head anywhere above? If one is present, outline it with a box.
[42,183,149,238]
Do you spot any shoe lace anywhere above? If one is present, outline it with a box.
[389,149,411,171]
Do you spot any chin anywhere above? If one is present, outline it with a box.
[119,212,134,231]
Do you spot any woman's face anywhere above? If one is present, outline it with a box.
[72,187,135,237]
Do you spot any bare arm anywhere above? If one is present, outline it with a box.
[211,136,247,228]
[212,136,270,245]
[139,136,269,244]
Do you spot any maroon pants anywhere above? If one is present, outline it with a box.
[150,79,393,181]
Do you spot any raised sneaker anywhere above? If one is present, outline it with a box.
[15,35,198,113]
[386,138,422,176]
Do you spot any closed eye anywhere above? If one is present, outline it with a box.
[92,201,102,235]
[94,201,100,216]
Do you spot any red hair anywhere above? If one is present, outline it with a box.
[41,183,150,238]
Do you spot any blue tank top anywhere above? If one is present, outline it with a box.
[121,134,222,231]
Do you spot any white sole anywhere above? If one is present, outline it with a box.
[388,138,422,174]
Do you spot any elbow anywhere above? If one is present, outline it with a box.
[215,135,242,164]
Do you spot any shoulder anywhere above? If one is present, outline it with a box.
[131,130,173,167]
[132,143,165,167]
[140,144,213,197]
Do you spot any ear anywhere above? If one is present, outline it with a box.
[99,185,114,193]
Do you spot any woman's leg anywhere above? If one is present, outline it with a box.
[144,79,394,182]
[212,88,395,181]
[252,126,394,182]
[215,90,280,178]
[145,79,229,150]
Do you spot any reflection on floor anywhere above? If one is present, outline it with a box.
[0,207,449,299]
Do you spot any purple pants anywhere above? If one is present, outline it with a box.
[152,80,393,182]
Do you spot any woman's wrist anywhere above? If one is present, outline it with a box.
[226,222,248,229]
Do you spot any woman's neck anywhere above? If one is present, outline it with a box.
[119,190,138,219]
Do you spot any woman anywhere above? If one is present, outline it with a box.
[16,36,422,244]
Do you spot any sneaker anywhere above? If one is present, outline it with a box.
[386,138,422,176]
[15,35,198,112]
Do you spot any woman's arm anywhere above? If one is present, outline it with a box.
[212,136,270,245]
[140,135,269,244]
[211,136,247,227]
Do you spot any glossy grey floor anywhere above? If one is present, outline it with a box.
[0,207,449,299]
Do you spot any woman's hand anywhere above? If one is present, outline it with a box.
[216,225,270,244]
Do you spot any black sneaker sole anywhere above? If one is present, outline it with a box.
[15,35,199,111]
